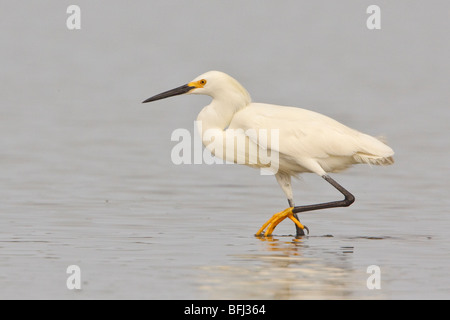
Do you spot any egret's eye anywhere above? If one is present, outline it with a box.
[199,79,207,86]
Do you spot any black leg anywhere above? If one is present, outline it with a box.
[288,199,306,237]
[293,212,306,237]
[292,175,355,215]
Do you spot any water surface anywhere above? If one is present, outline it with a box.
[0,1,449,299]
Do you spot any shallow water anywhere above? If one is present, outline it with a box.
[0,1,449,299]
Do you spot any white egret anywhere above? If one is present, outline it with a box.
[143,71,394,237]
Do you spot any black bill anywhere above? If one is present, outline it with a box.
[142,84,195,103]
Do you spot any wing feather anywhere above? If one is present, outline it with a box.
[229,103,393,173]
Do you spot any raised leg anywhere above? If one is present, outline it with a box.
[255,207,306,237]
[256,174,355,237]
[292,175,355,214]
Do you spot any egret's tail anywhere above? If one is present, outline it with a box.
[353,153,394,166]
[353,135,394,166]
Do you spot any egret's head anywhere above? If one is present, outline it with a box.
[142,71,251,105]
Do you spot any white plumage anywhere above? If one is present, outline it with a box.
[193,71,393,175]
[229,103,394,174]
[143,70,394,236]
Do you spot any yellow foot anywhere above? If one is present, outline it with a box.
[255,207,308,237]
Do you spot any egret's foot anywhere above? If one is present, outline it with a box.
[295,223,310,238]
[293,212,309,237]
[255,207,308,237]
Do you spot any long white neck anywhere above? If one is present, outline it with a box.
[195,89,251,164]
[191,71,252,163]
[196,90,251,132]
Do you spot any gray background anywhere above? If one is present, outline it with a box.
[0,1,449,299]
